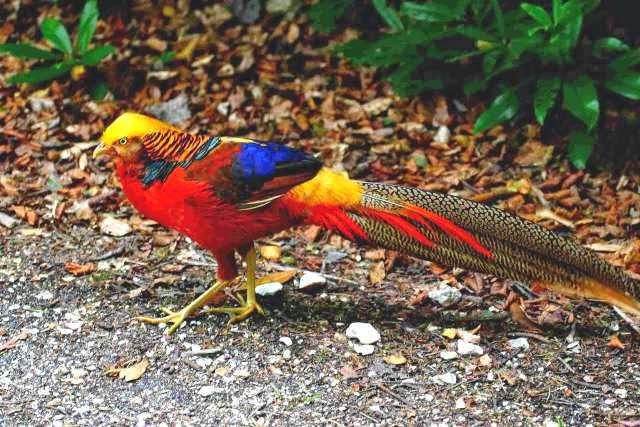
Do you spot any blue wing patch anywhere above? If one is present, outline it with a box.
[231,143,314,183]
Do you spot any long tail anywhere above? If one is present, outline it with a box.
[302,179,640,316]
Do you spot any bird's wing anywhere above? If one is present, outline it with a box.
[223,137,323,210]
[140,131,322,210]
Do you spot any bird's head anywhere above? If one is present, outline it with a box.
[93,112,177,162]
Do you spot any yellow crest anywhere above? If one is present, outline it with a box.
[100,112,178,146]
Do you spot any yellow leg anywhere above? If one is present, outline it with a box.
[135,279,232,334]
[203,247,264,323]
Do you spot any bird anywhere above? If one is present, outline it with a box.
[93,112,640,334]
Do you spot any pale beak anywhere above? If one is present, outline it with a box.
[92,141,112,159]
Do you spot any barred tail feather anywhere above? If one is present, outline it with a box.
[351,182,640,316]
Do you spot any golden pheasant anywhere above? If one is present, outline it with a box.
[93,112,640,334]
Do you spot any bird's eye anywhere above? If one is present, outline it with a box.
[119,137,128,145]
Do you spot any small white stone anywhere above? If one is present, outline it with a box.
[345,322,381,345]
[198,385,218,397]
[99,216,132,237]
[279,336,293,347]
[0,212,19,229]
[283,349,292,360]
[566,341,581,354]
[508,337,530,350]
[433,126,451,144]
[352,343,375,356]
[440,350,458,360]
[297,272,326,292]
[36,290,54,300]
[542,419,560,427]
[456,339,484,356]
[432,372,457,385]
[255,282,283,297]
[428,283,461,307]
[614,388,628,399]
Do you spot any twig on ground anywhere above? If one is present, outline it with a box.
[507,331,552,344]
[613,307,640,335]
[88,245,126,262]
[375,383,415,408]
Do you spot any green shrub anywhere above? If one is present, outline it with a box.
[309,0,640,168]
[0,0,116,100]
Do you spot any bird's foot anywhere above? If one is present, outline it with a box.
[202,295,265,324]
[135,306,192,335]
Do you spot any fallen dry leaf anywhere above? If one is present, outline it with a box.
[607,335,625,350]
[255,269,298,285]
[442,328,457,339]
[64,262,96,276]
[368,261,386,285]
[383,353,407,365]
[0,330,28,352]
[508,296,543,333]
[106,358,149,382]
[259,245,282,261]
[535,208,575,229]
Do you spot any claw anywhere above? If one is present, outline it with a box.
[135,307,188,335]
[203,301,264,324]
[134,279,232,335]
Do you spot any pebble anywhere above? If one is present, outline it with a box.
[0,212,18,229]
[614,388,627,399]
[346,322,381,345]
[566,341,581,354]
[352,343,375,356]
[146,92,192,125]
[432,372,457,385]
[255,282,283,297]
[36,290,54,300]
[456,339,484,356]
[99,216,132,237]
[428,283,461,306]
[508,337,530,350]
[433,126,451,144]
[198,385,218,397]
[279,336,293,347]
[297,272,326,293]
[440,350,458,360]
[542,419,561,427]
[283,349,292,360]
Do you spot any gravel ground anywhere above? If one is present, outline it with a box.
[1,226,639,427]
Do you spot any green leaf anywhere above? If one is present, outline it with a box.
[604,70,640,100]
[534,76,561,125]
[80,44,115,66]
[567,129,595,169]
[373,0,404,31]
[90,80,109,101]
[156,50,176,64]
[400,1,460,23]
[490,0,504,38]
[40,18,72,54]
[0,43,60,60]
[473,88,519,133]
[76,0,99,54]
[6,62,73,84]
[482,50,499,74]
[521,3,552,29]
[609,49,640,71]
[463,78,486,96]
[308,0,353,33]
[562,75,599,130]
[592,37,629,58]
[552,0,561,24]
